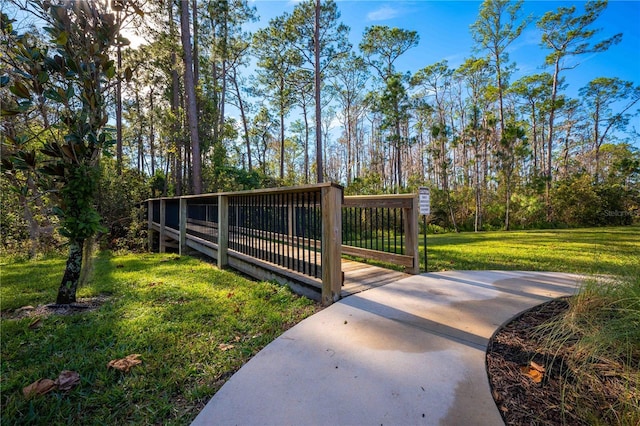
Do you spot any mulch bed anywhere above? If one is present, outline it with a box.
[486,298,586,426]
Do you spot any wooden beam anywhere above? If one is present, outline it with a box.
[147,200,154,252]
[342,245,414,268]
[321,184,343,305]
[343,194,414,209]
[159,199,166,253]
[403,195,420,274]
[179,198,187,255]
[217,195,229,268]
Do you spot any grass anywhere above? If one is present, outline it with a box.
[1,226,638,424]
[0,251,319,425]
[423,226,640,276]
[535,273,640,425]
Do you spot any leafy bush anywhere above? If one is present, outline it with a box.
[96,160,151,251]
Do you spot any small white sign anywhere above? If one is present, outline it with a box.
[419,187,430,215]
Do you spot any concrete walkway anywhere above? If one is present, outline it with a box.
[191,271,582,426]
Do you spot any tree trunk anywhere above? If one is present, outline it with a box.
[279,79,285,180]
[149,88,156,175]
[192,0,199,84]
[314,0,323,183]
[56,239,84,304]
[303,100,310,184]
[169,1,182,195]
[116,12,123,175]
[546,59,561,221]
[505,174,511,231]
[180,0,202,194]
[232,70,252,170]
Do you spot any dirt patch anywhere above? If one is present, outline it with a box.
[3,295,111,320]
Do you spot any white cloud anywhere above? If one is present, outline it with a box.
[367,5,400,21]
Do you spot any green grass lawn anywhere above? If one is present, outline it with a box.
[423,226,640,276]
[0,252,319,425]
[1,226,638,424]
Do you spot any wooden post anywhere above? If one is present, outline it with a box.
[159,199,166,253]
[179,198,187,255]
[321,184,343,305]
[403,194,420,274]
[147,200,154,252]
[218,194,229,268]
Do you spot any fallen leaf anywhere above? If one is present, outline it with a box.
[520,365,544,383]
[28,318,42,329]
[55,370,80,391]
[16,305,35,314]
[107,354,142,372]
[23,379,56,399]
[530,361,546,373]
[218,343,235,351]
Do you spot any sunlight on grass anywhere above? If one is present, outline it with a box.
[423,226,640,276]
[0,252,319,425]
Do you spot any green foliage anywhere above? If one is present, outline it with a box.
[1,1,122,302]
[0,188,30,252]
[359,25,419,80]
[56,165,104,240]
[96,160,151,250]
[552,174,637,227]
[0,252,319,424]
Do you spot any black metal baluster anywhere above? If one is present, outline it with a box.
[286,193,290,270]
[258,195,266,260]
[400,210,404,255]
[268,194,278,264]
[358,207,362,248]
[382,207,386,252]
[302,193,307,275]
[376,207,379,251]
[251,196,256,258]
[393,208,397,254]
[314,191,319,278]
[295,192,300,273]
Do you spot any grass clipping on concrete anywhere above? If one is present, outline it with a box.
[535,274,640,425]
[0,252,320,425]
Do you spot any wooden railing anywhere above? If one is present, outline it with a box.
[342,194,419,274]
[148,184,342,305]
[147,184,419,305]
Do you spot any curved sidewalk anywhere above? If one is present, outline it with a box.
[192,271,582,426]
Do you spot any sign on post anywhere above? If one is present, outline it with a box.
[418,187,430,273]
[419,187,430,215]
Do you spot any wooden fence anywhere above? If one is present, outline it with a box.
[147,184,419,305]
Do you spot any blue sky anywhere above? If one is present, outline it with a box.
[249,0,640,144]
